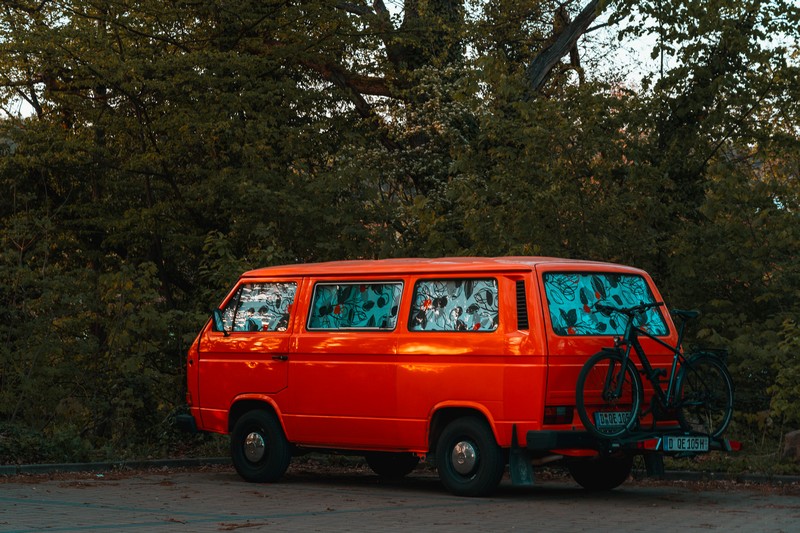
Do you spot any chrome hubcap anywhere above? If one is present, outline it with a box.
[244,432,266,462]
[451,440,478,475]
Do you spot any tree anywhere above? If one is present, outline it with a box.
[0,0,798,461]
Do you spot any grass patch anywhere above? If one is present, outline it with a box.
[663,437,800,476]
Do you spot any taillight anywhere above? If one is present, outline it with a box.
[186,391,193,407]
[544,405,574,425]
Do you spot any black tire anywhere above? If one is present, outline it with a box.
[677,354,734,438]
[365,452,420,479]
[435,416,505,497]
[567,455,634,491]
[576,351,642,439]
[230,410,291,483]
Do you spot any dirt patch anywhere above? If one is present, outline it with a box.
[631,476,800,496]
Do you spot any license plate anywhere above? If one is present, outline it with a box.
[594,411,630,429]
[663,435,709,452]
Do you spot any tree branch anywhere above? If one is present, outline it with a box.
[334,0,413,72]
[302,59,399,150]
[525,0,604,94]
[372,0,390,17]
[300,60,396,98]
[335,1,374,17]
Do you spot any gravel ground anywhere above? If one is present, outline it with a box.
[2,459,799,496]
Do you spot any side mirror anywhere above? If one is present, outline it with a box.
[212,309,229,336]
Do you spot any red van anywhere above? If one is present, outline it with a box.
[177,257,735,496]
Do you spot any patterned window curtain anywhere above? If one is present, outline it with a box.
[223,282,297,332]
[409,279,499,332]
[544,273,667,336]
[308,283,402,330]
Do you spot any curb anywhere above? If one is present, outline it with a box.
[0,457,231,477]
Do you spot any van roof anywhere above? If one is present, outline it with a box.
[241,256,640,278]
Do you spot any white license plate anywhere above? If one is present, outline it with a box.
[663,435,709,452]
[594,411,630,429]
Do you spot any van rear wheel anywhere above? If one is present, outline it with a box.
[435,416,505,497]
[231,410,291,483]
[567,455,633,491]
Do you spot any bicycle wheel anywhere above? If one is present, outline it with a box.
[676,354,734,438]
[576,351,642,439]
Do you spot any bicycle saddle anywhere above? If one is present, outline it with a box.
[671,309,700,320]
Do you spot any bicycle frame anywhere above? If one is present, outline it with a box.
[613,311,691,410]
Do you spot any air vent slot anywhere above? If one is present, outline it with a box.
[516,280,529,330]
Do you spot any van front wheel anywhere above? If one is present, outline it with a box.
[231,410,291,483]
[435,417,505,497]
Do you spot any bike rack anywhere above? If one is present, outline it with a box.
[526,428,742,458]
[609,430,740,455]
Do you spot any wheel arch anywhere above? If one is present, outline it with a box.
[428,404,500,456]
[228,396,283,434]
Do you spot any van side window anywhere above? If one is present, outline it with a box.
[409,279,499,332]
[222,282,297,332]
[543,272,667,336]
[308,282,402,330]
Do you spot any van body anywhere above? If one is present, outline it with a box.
[178,257,733,496]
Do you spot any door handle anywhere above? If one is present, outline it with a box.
[272,355,288,361]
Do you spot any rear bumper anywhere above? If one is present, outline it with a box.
[527,429,741,455]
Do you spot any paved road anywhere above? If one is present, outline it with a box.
[1,463,799,532]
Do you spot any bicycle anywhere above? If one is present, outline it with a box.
[575,301,734,441]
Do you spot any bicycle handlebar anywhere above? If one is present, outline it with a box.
[595,301,664,316]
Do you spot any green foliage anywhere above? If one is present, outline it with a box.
[0,0,798,467]
[0,421,91,464]
[770,320,800,427]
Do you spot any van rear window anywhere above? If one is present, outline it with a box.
[308,282,402,330]
[409,279,499,332]
[544,272,667,336]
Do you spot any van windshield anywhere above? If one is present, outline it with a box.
[220,282,297,332]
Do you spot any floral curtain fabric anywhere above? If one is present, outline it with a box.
[308,283,402,329]
[410,279,499,332]
[544,273,667,336]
